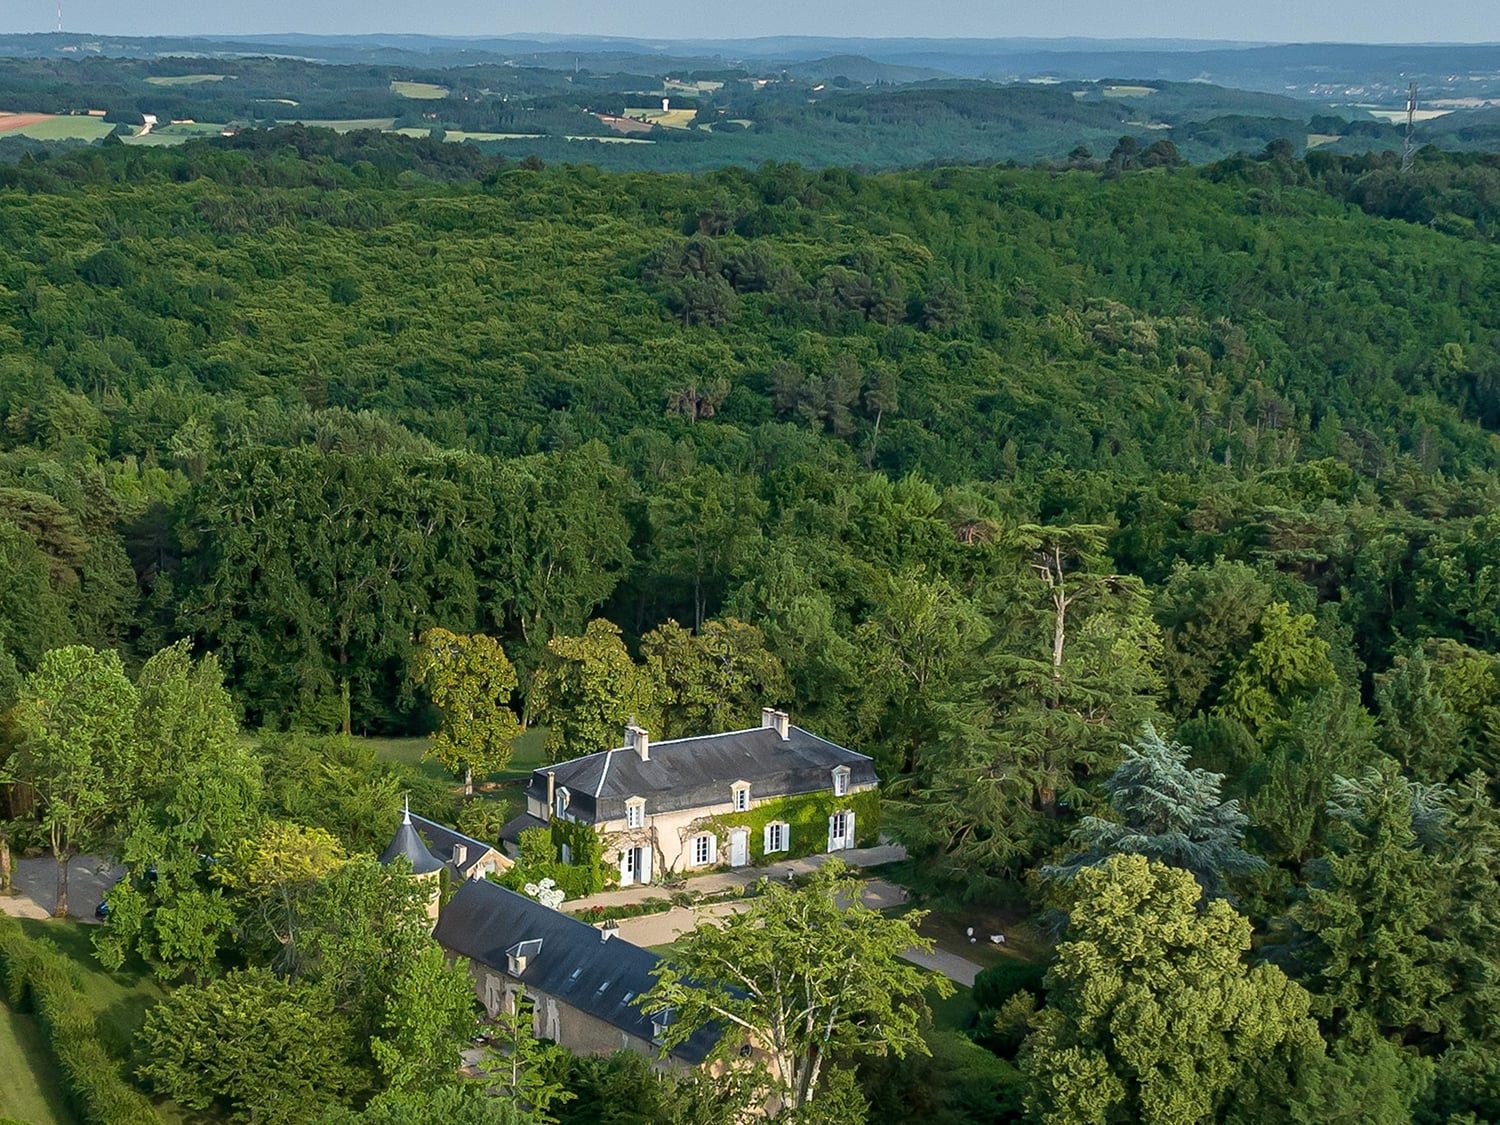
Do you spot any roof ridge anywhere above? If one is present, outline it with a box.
[594,748,615,798]
[794,725,875,762]
[409,813,491,853]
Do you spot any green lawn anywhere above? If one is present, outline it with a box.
[365,727,548,824]
[0,999,76,1125]
[14,918,169,1056]
[926,980,975,1034]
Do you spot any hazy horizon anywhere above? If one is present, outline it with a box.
[4,0,1499,46]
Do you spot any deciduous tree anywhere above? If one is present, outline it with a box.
[1022,855,1323,1125]
[527,619,656,760]
[8,645,139,916]
[641,859,949,1114]
[412,627,522,797]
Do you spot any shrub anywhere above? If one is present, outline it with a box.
[971,960,1047,1011]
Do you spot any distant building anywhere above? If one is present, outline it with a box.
[379,813,714,1067]
[505,708,878,886]
[379,803,512,920]
[433,877,716,1067]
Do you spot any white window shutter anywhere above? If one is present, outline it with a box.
[763,824,773,853]
[708,834,718,865]
[640,845,652,883]
[847,811,856,847]
[784,824,790,851]
[827,815,835,852]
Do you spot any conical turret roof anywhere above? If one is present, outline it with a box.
[379,800,444,875]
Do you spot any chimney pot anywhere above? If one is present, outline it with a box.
[601,919,620,942]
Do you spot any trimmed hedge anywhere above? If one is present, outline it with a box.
[0,915,160,1125]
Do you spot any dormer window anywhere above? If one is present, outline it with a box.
[506,938,542,975]
[625,798,645,830]
[555,787,571,819]
[732,782,750,812]
[652,1006,675,1045]
[832,766,850,797]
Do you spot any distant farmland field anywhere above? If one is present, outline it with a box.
[0,114,113,140]
[145,73,233,86]
[280,117,397,132]
[391,80,448,99]
[622,107,697,129]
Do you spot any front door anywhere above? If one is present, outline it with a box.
[620,847,636,887]
[729,829,748,867]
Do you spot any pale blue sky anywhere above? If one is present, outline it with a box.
[5,0,1498,43]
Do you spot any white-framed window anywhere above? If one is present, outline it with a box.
[733,783,750,812]
[831,810,848,842]
[764,821,789,853]
[691,834,716,867]
[832,767,850,797]
[555,787,570,818]
[625,799,645,829]
[560,843,572,865]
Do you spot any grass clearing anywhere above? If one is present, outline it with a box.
[391,80,449,99]
[365,727,548,822]
[14,917,170,1056]
[916,905,1046,970]
[1103,85,1157,97]
[144,74,233,86]
[0,999,77,1125]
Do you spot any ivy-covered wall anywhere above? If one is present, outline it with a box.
[694,789,881,867]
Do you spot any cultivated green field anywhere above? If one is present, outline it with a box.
[9,116,114,141]
[391,80,448,99]
[279,117,396,132]
[623,106,697,129]
[144,73,233,86]
[124,122,227,146]
[0,1000,76,1125]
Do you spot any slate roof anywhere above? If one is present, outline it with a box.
[409,814,508,878]
[499,812,550,848]
[433,878,716,1064]
[526,724,876,823]
[379,810,445,875]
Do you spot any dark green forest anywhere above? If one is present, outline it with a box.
[4,129,1500,1120]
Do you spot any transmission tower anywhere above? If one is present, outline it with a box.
[1402,82,1418,173]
